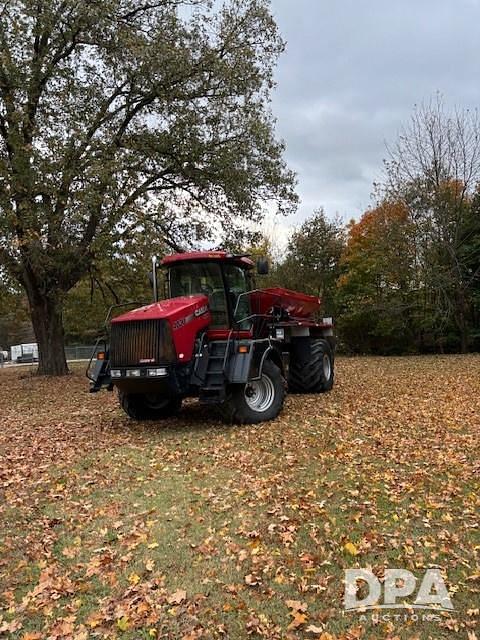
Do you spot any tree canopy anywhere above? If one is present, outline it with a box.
[0,0,296,373]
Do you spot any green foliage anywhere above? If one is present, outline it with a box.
[0,0,297,373]
[272,209,345,316]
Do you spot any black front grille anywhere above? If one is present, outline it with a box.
[110,320,175,367]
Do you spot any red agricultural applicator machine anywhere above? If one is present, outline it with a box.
[88,251,335,423]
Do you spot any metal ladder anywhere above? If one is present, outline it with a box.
[199,340,229,404]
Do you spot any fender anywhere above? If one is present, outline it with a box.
[227,339,286,383]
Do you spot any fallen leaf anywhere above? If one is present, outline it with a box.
[167,589,187,605]
[344,542,359,556]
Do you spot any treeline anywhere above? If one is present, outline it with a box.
[270,199,479,354]
[1,99,479,356]
[271,100,480,354]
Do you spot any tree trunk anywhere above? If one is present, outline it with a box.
[28,291,69,376]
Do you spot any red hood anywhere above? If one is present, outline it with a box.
[111,295,208,323]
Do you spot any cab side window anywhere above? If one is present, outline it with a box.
[223,264,251,326]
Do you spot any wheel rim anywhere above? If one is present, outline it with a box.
[144,394,170,409]
[244,374,275,412]
[323,353,331,380]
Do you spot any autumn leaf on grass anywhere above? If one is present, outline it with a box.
[128,572,141,585]
[167,589,187,605]
[286,600,308,630]
[0,619,22,633]
[285,600,308,612]
[344,542,359,556]
[117,616,129,631]
[86,612,103,629]
[244,573,261,587]
[145,558,155,572]
[287,612,307,630]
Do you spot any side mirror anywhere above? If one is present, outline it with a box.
[256,257,269,275]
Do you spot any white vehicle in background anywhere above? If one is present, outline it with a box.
[10,343,38,363]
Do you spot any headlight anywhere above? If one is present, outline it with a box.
[126,369,141,377]
[111,369,122,378]
[148,367,168,377]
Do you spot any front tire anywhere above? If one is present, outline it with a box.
[119,391,182,420]
[288,338,334,393]
[221,359,285,424]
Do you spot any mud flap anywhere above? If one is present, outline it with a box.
[89,358,113,393]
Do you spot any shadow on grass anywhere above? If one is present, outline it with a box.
[113,398,255,439]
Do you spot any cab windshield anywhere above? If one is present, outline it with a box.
[168,261,251,328]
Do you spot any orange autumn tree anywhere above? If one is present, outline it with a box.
[337,200,417,353]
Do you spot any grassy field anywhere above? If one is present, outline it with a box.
[0,356,479,640]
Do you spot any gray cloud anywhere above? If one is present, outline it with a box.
[270,0,480,224]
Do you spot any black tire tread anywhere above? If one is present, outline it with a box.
[288,338,334,393]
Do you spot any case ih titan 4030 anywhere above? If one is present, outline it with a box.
[88,251,335,423]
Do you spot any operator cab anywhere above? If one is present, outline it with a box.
[161,251,254,328]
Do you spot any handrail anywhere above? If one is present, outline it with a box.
[222,329,234,373]
[232,288,284,321]
[231,288,287,338]
[192,331,206,377]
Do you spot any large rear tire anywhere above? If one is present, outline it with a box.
[288,338,334,393]
[221,360,285,424]
[119,391,182,420]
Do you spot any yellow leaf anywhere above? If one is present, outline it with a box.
[344,542,359,556]
[128,573,140,585]
[147,542,159,549]
[117,616,129,631]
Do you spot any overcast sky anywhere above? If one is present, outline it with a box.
[269,0,480,236]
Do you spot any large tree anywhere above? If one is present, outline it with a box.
[0,0,296,374]
[384,98,480,352]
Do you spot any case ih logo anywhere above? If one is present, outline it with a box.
[344,568,454,612]
[194,305,208,317]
